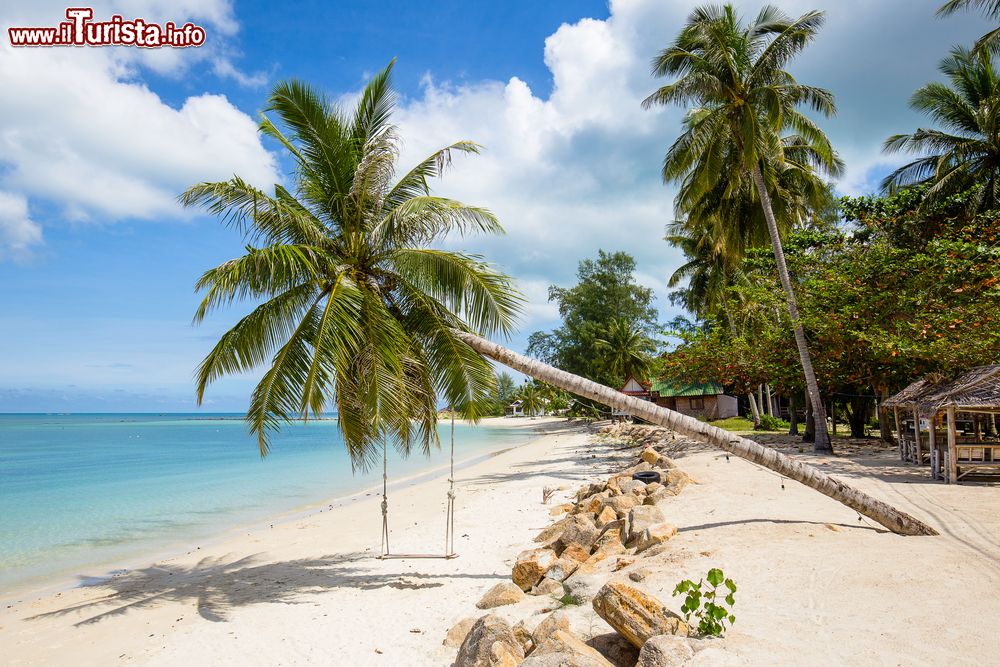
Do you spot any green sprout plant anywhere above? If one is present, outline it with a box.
[673,568,737,637]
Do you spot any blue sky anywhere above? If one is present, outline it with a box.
[0,0,986,412]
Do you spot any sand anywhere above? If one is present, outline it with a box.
[1,418,997,666]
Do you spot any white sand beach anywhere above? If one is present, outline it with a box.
[1,417,998,666]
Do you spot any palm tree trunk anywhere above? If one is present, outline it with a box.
[454,330,935,537]
[722,300,761,429]
[750,164,832,453]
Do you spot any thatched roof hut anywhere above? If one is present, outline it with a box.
[883,365,1000,483]
[883,365,1000,413]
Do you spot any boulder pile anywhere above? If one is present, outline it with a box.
[451,425,722,666]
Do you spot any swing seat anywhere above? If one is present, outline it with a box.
[377,552,458,560]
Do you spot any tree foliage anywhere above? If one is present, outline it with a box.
[183,62,522,467]
[527,251,658,388]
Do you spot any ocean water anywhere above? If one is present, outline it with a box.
[0,413,535,595]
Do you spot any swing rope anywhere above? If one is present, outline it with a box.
[378,414,458,560]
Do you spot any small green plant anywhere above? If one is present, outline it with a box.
[673,568,737,637]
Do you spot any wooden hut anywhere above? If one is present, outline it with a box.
[883,365,1000,483]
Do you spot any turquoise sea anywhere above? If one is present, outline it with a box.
[0,413,534,595]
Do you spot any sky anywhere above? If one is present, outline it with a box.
[0,0,987,412]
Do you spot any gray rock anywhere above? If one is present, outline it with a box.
[638,634,695,666]
[622,505,667,545]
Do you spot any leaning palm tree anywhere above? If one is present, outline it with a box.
[938,0,1000,55]
[182,61,522,468]
[882,46,1000,213]
[595,317,654,383]
[187,61,934,536]
[643,4,842,453]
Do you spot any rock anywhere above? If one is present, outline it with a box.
[657,457,678,470]
[636,523,678,553]
[581,491,610,514]
[588,633,641,667]
[604,495,640,518]
[558,515,600,551]
[622,506,667,545]
[444,617,478,648]
[591,582,688,649]
[619,480,647,495]
[663,470,692,494]
[643,489,671,506]
[454,614,525,667]
[476,582,527,609]
[536,518,571,546]
[596,506,618,527]
[521,652,606,667]
[513,548,558,591]
[605,475,629,494]
[561,543,592,563]
[637,635,694,667]
[550,503,574,517]
[531,629,615,666]
[644,482,663,495]
[629,568,651,582]
[531,611,571,645]
[531,577,566,597]
[545,556,579,582]
[512,620,535,655]
[613,556,635,571]
[576,483,605,501]
[640,447,660,465]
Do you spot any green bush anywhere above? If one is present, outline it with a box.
[673,568,737,637]
[758,414,789,431]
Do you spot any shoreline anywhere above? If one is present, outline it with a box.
[0,416,552,606]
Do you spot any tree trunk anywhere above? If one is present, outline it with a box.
[454,331,936,536]
[723,303,761,429]
[877,389,894,443]
[803,392,816,443]
[751,164,831,453]
[788,393,799,436]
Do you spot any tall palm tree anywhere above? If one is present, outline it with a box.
[882,46,1000,213]
[186,61,933,536]
[666,220,763,428]
[594,318,653,383]
[182,61,522,468]
[938,0,1000,55]
[643,4,842,452]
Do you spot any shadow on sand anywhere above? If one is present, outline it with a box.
[29,552,498,626]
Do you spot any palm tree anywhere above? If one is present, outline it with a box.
[882,46,1000,213]
[594,318,653,383]
[186,61,933,536]
[666,220,763,429]
[643,4,842,453]
[517,382,544,417]
[938,0,1000,55]
[182,61,522,468]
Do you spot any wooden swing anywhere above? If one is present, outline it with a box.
[378,415,458,560]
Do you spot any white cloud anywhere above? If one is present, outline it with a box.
[0,0,278,257]
[384,0,983,342]
[0,191,42,260]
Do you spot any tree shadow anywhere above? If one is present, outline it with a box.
[28,552,497,627]
[679,518,887,534]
